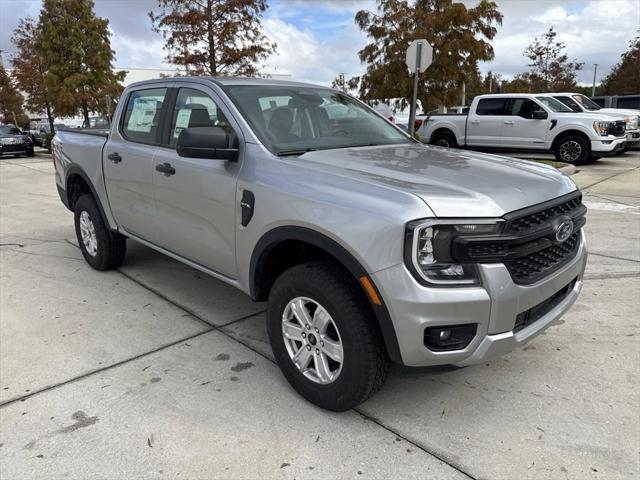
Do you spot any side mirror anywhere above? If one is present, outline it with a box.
[176,126,239,161]
[532,109,548,120]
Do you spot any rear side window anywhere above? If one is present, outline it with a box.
[121,88,167,144]
[476,98,506,115]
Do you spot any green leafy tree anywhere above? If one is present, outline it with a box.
[523,27,583,92]
[601,35,640,95]
[350,0,503,111]
[11,17,56,132]
[150,0,276,76]
[0,64,28,126]
[37,0,125,126]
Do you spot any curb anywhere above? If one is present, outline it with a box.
[559,164,578,175]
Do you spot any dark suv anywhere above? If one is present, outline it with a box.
[0,125,35,158]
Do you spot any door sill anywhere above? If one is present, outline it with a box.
[119,229,243,292]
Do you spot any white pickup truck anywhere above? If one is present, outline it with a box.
[417,93,627,164]
[537,92,640,152]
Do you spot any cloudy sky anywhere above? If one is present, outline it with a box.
[1,0,638,86]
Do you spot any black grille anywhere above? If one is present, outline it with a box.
[506,195,583,235]
[451,191,586,284]
[609,120,626,137]
[514,278,577,333]
[505,232,580,284]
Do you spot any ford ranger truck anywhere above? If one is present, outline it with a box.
[537,92,640,152]
[53,78,587,411]
[417,93,627,164]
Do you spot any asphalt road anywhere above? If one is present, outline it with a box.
[1,149,638,479]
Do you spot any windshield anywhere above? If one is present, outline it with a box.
[224,85,412,154]
[572,94,601,111]
[535,96,573,113]
[554,96,583,112]
[0,125,21,135]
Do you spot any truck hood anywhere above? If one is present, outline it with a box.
[599,108,640,116]
[299,144,576,217]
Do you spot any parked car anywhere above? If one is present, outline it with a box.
[417,93,627,164]
[28,122,67,147]
[591,95,640,110]
[0,124,34,158]
[539,92,639,151]
[53,77,587,410]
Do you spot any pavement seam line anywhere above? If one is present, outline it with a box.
[0,329,214,408]
[583,272,640,280]
[352,409,477,480]
[582,166,640,190]
[588,251,640,263]
[212,325,477,480]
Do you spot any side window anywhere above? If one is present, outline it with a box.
[508,99,538,118]
[121,88,167,144]
[616,96,640,109]
[169,88,231,146]
[476,98,506,115]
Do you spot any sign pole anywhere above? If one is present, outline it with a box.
[409,42,422,137]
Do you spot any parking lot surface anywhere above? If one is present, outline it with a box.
[1,150,638,479]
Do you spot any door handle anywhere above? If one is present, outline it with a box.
[155,162,176,176]
[470,120,480,124]
[504,120,515,125]
[107,152,122,163]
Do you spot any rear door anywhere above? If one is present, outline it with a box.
[466,98,507,147]
[151,85,242,278]
[501,98,550,149]
[104,86,169,243]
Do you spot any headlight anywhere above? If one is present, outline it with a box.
[624,115,639,130]
[593,121,612,136]
[404,220,503,286]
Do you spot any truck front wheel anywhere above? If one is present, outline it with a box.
[554,135,590,165]
[267,261,389,411]
[74,194,126,270]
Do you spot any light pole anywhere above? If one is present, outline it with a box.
[591,64,598,97]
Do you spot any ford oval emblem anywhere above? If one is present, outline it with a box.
[555,219,574,243]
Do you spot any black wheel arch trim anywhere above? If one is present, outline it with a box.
[250,226,404,364]
[65,165,112,231]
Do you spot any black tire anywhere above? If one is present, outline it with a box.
[267,261,389,411]
[430,130,458,148]
[74,194,126,270]
[27,148,35,157]
[554,134,590,165]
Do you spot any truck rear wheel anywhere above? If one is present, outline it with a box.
[554,135,590,165]
[267,261,388,411]
[74,194,126,270]
[430,130,457,148]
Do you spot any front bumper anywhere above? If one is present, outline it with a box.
[626,129,640,145]
[0,144,30,157]
[372,232,587,367]
[591,137,627,154]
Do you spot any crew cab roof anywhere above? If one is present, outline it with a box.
[125,76,324,90]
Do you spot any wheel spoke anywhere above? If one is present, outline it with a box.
[292,346,312,371]
[291,299,313,327]
[320,336,343,363]
[312,306,331,332]
[314,353,332,383]
[282,321,304,341]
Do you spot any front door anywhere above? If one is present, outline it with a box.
[151,86,241,278]
[104,86,168,243]
[500,98,550,149]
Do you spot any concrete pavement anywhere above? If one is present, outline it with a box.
[1,151,638,479]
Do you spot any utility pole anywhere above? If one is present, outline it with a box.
[591,64,598,97]
[489,74,492,93]
[461,81,466,106]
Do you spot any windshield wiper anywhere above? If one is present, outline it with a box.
[275,148,318,156]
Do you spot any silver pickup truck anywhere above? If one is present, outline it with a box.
[53,77,587,411]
